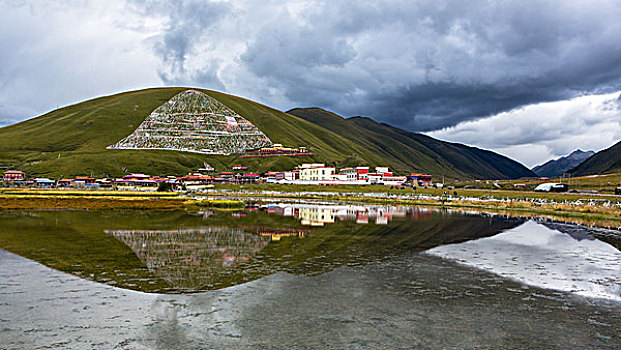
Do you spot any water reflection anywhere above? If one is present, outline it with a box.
[2,205,621,348]
[428,220,621,301]
[261,203,431,225]
[2,249,620,349]
[0,206,522,293]
[104,227,271,291]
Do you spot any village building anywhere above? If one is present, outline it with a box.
[299,164,335,181]
[340,167,370,181]
[33,178,55,188]
[57,179,74,188]
[407,174,433,187]
[259,144,307,155]
[240,173,260,183]
[196,163,215,173]
[73,176,96,188]
[176,174,212,190]
[3,170,25,182]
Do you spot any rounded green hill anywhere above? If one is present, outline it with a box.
[0,87,535,179]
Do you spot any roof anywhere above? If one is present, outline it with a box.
[123,173,150,179]
[4,170,25,174]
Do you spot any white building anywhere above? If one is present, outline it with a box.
[299,164,335,181]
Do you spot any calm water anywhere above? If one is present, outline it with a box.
[0,204,619,349]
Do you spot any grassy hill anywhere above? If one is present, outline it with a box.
[0,88,533,179]
[288,108,535,179]
[571,141,621,176]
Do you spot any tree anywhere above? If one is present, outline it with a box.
[157,181,172,192]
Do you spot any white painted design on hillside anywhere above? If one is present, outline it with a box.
[107,89,272,155]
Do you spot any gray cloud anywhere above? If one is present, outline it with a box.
[1,0,621,159]
[233,0,621,130]
[133,0,232,89]
[429,92,621,167]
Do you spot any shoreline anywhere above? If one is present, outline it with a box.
[1,187,620,230]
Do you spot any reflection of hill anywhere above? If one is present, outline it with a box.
[0,209,525,294]
[242,212,526,277]
[106,227,270,291]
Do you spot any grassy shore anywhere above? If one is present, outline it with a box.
[209,184,621,229]
[1,186,620,229]
[0,189,243,210]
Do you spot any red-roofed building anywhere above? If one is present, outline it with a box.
[240,173,260,183]
[3,170,25,181]
[73,176,96,183]
[407,174,433,187]
[123,173,151,180]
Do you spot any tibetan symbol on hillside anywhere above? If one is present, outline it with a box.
[108,89,272,155]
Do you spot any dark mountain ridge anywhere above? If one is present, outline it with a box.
[532,149,595,178]
[287,107,535,179]
[571,141,621,176]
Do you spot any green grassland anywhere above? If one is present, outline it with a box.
[0,87,534,179]
[0,88,385,178]
[448,173,621,193]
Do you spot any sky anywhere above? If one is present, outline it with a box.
[1,0,620,167]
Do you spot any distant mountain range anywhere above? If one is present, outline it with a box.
[571,141,621,176]
[532,149,595,178]
[0,87,535,179]
[287,108,535,180]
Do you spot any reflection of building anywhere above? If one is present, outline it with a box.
[299,207,335,226]
[258,229,307,241]
[265,204,433,226]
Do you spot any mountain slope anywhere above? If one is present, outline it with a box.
[0,88,385,177]
[287,108,535,179]
[570,141,621,176]
[532,150,594,178]
[0,88,533,179]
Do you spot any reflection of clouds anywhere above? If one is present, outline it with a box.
[4,247,620,349]
[428,220,621,301]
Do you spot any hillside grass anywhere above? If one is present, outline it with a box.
[0,88,387,178]
[0,87,538,181]
[288,108,535,180]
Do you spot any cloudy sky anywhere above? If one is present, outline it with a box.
[1,0,620,167]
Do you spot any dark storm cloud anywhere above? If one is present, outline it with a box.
[2,0,621,135]
[234,0,621,131]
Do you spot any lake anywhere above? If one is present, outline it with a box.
[1,203,619,349]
